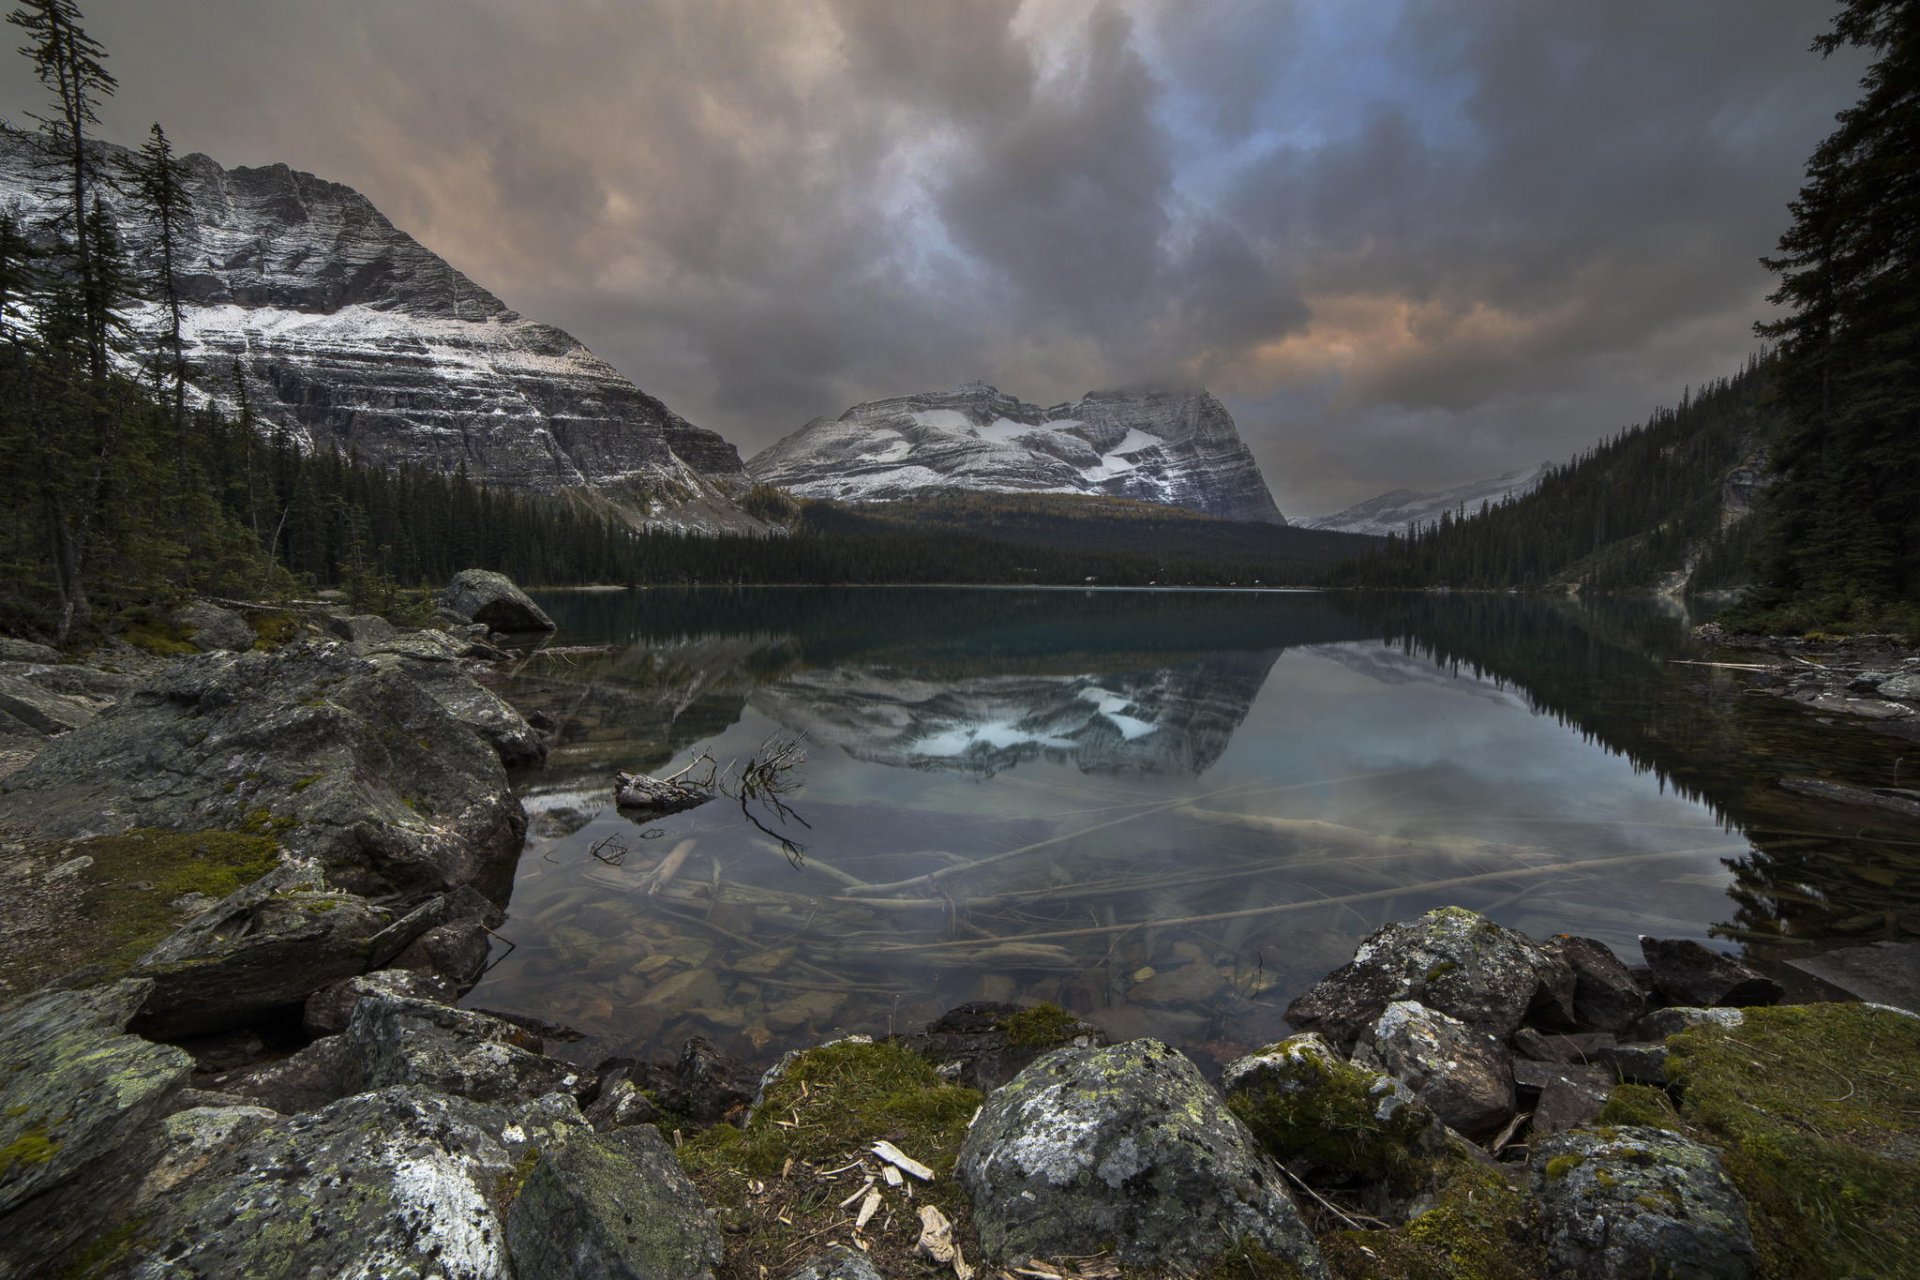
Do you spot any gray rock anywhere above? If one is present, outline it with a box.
[1596,1042,1670,1086]
[1513,1028,1619,1064]
[211,1033,361,1114]
[1639,938,1782,1009]
[1548,935,1646,1033]
[1880,673,1920,701]
[1629,1006,1746,1042]
[134,1104,280,1203]
[955,1039,1326,1276]
[116,1086,582,1278]
[1287,906,1576,1047]
[346,993,596,1105]
[324,612,399,645]
[786,1246,885,1280]
[0,641,527,898]
[0,981,190,1277]
[1513,1058,1615,1096]
[1357,1000,1515,1139]
[304,967,459,1035]
[1533,1126,1756,1278]
[172,601,255,653]
[0,667,113,737]
[1220,1032,1438,1181]
[394,917,498,987]
[369,644,549,766]
[584,1078,663,1132]
[0,637,60,663]
[442,569,557,632]
[506,1126,722,1280]
[900,1000,1106,1092]
[1533,1075,1612,1136]
[366,883,505,969]
[130,859,390,1039]
[1785,941,1920,1013]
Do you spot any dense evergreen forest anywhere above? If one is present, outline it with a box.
[1328,357,1778,594]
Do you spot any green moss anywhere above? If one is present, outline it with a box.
[237,808,296,838]
[0,1125,60,1181]
[61,1215,148,1280]
[249,612,301,650]
[1423,959,1461,983]
[1544,1153,1585,1180]
[1321,1159,1542,1280]
[677,1041,981,1276]
[57,827,282,971]
[1596,1084,1679,1129]
[1666,1002,1920,1280]
[1186,1239,1312,1278]
[1226,1044,1429,1188]
[999,1002,1082,1048]
[291,774,325,793]
[493,1146,542,1208]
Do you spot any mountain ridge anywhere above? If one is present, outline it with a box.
[1303,463,1550,537]
[748,381,1286,524]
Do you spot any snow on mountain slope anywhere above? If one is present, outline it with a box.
[1302,463,1550,537]
[0,132,759,532]
[748,381,1285,524]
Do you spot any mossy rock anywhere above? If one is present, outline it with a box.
[1666,1003,1920,1280]
[1223,1033,1434,1189]
[1320,1158,1542,1280]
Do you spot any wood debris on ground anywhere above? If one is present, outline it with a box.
[916,1204,974,1279]
[871,1139,935,1180]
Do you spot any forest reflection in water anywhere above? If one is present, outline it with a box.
[466,588,1920,1070]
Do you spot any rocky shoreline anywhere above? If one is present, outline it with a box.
[0,582,1914,1278]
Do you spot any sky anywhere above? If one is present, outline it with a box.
[0,1,1868,516]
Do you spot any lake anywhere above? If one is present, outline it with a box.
[465,587,1919,1071]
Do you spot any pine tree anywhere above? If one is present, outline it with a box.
[1747,0,1920,629]
[118,121,193,439]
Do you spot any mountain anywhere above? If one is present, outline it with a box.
[747,381,1285,524]
[1303,463,1550,537]
[0,132,761,532]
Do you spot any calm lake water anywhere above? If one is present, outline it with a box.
[465,587,1920,1071]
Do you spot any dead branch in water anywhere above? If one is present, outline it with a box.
[614,751,718,815]
[720,733,812,864]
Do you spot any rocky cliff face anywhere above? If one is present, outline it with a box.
[0,134,758,532]
[747,381,1285,524]
[1302,464,1550,537]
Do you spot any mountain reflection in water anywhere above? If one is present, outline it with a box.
[469,588,1919,1072]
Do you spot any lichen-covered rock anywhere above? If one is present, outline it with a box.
[1221,1032,1436,1184]
[346,994,596,1105]
[0,980,190,1276]
[584,1077,662,1132]
[130,859,390,1038]
[114,1086,585,1278]
[955,1039,1327,1276]
[1639,938,1782,1009]
[441,569,557,632]
[1287,907,1575,1046]
[209,1033,360,1114]
[359,636,549,766]
[786,1246,885,1280]
[172,601,255,653]
[304,967,459,1035]
[0,641,527,898]
[134,1104,279,1202]
[0,637,60,663]
[1629,1006,1746,1041]
[506,1125,721,1280]
[1549,936,1646,1033]
[1358,1000,1515,1139]
[1532,1126,1756,1279]
[324,612,399,646]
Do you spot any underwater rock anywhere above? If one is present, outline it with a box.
[1286,907,1575,1047]
[1532,1125,1756,1279]
[1639,938,1782,1009]
[955,1039,1327,1276]
[1357,1001,1516,1140]
[506,1125,722,1280]
[900,1001,1106,1092]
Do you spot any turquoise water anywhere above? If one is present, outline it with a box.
[465,588,1918,1069]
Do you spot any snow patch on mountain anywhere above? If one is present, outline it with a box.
[1302,464,1551,537]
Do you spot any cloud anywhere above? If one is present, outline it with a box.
[0,0,1866,512]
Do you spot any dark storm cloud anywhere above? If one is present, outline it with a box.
[0,0,1865,512]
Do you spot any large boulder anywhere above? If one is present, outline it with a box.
[1356,1001,1516,1139]
[0,981,191,1277]
[0,641,527,898]
[1287,907,1575,1047]
[172,601,255,653]
[505,1125,722,1280]
[345,994,597,1106]
[441,569,557,632]
[1639,938,1783,1009]
[955,1039,1327,1276]
[1548,935,1646,1033]
[108,1086,586,1278]
[1220,1032,1436,1185]
[1532,1126,1757,1279]
[130,859,391,1039]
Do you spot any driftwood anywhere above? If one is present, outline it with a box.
[614,753,717,815]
